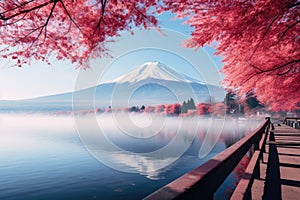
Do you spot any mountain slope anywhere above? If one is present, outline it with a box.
[0,62,225,112]
[109,61,202,84]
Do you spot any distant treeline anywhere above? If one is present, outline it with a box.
[93,91,264,117]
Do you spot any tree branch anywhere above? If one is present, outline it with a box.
[0,12,29,26]
[0,0,34,15]
[59,0,84,35]
[93,0,108,36]
[0,0,53,21]
[259,59,299,74]
[249,15,279,60]
[276,66,293,76]
[288,2,300,8]
[278,19,300,42]
[133,6,155,25]
[15,1,57,46]
[247,61,264,72]
[241,59,300,85]
[35,1,57,43]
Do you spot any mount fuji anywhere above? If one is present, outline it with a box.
[108,61,202,84]
[0,62,225,112]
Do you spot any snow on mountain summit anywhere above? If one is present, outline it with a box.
[110,62,201,83]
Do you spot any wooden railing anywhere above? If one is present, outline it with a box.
[283,117,300,129]
[144,118,270,200]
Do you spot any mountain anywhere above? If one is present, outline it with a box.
[0,62,225,112]
[108,61,202,84]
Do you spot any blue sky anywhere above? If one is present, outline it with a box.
[0,12,224,100]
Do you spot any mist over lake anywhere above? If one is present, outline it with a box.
[0,113,261,199]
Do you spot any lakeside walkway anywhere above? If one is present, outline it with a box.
[251,123,300,199]
[146,119,299,200]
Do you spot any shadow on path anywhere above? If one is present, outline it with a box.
[263,131,282,200]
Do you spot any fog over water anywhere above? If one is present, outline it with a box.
[0,113,261,199]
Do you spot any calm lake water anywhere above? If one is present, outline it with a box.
[0,113,260,200]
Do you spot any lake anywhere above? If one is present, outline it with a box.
[0,113,260,199]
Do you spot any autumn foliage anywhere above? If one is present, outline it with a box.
[0,0,299,111]
[162,0,300,111]
[154,104,165,113]
[0,0,158,68]
[71,102,226,116]
[197,103,211,115]
[164,103,181,115]
[144,106,155,113]
[211,102,228,117]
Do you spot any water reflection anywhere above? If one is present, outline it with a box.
[0,113,261,199]
[76,114,260,179]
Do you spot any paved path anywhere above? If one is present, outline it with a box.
[252,124,300,199]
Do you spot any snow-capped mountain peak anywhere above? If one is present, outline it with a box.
[110,62,201,83]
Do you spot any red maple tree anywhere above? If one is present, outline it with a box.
[162,0,299,111]
[196,102,212,115]
[211,102,228,117]
[164,103,181,115]
[0,0,158,68]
